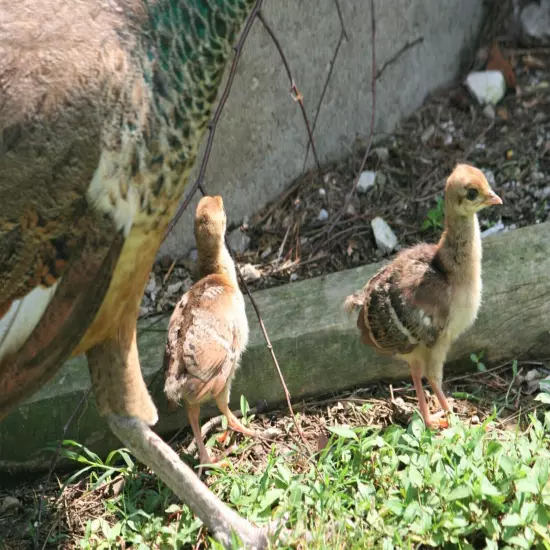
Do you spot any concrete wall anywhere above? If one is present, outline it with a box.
[160,0,485,257]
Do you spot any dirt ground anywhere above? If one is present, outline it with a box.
[1,358,549,550]
[141,43,550,316]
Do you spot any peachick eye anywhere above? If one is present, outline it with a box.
[466,188,478,201]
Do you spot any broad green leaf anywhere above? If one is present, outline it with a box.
[447,485,472,501]
[258,488,284,512]
[327,425,358,440]
[480,476,501,497]
[535,392,550,404]
[501,512,523,527]
[408,466,423,488]
[516,477,539,494]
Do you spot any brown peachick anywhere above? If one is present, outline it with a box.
[344,164,503,428]
[164,195,255,467]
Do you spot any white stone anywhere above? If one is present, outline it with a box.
[318,187,326,197]
[357,171,376,194]
[227,228,251,254]
[166,281,184,297]
[371,217,398,253]
[139,306,152,318]
[239,263,261,282]
[318,208,329,222]
[481,220,505,239]
[465,71,506,106]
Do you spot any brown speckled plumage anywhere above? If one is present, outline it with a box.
[345,164,503,428]
[164,195,254,466]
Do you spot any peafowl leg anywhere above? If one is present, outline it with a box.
[86,326,269,550]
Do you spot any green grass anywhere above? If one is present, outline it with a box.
[44,405,550,549]
[422,196,445,231]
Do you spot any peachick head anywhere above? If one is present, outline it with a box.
[445,163,503,216]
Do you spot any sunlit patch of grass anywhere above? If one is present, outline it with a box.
[56,404,550,549]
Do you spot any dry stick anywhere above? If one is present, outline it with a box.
[162,0,264,245]
[310,0,377,256]
[375,36,424,80]
[301,0,348,172]
[257,10,322,178]
[204,181,309,452]
[33,387,93,550]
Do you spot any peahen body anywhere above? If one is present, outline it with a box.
[0,0,268,547]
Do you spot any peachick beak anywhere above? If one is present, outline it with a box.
[485,191,503,205]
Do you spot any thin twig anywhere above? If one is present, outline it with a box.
[162,0,264,244]
[233,251,310,450]
[312,0,377,250]
[33,387,92,550]
[376,36,424,80]
[302,0,348,172]
[257,10,322,178]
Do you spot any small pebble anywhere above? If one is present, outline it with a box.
[318,187,326,197]
[357,171,376,194]
[525,369,542,382]
[227,228,251,255]
[371,217,398,253]
[318,208,329,222]
[471,415,480,425]
[290,273,298,282]
[465,70,506,106]
[166,281,184,297]
[346,203,356,216]
[0,496,21,514]
[239,263,261,282]
[481,220,505,239]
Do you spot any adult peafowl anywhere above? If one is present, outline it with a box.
[0,0,270,546]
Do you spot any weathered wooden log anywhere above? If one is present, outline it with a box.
[1,222,549,470]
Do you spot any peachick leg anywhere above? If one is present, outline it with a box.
[187,404,214,467]
[409,362,448,429]
[427,378,452,413]
[215,388,256,437]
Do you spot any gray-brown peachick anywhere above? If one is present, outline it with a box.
[164,195,255,467]
[345,164,503,428]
